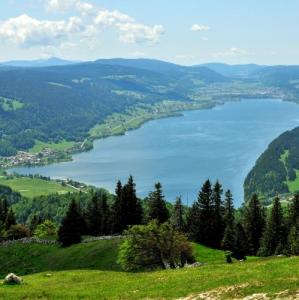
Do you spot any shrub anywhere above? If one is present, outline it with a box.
[118,221,195,271]
[34,220,57,240]
[5,224,30,240]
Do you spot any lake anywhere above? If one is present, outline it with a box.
[11,98,299,206]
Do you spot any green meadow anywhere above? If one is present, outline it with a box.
[0,176,77,198]
[0,239,297,299]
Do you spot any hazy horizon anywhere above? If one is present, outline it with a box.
[0,1,298,65]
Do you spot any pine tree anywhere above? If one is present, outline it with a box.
[0,199,8,227]
[4,208,16,231]
[58,199,82,247]
[111,180,125,234]
[234,223,247,260]
[187,180,214,246]
[259,196,285,256]
[123,175,143,227]
[243,194,265,255]
[222,190,235,251]
[99,192,110,235]
[173,196,184,231]
[287,194,299,254]
[148,182,169,224]
[86,193,102,236]
[211,181,224,248]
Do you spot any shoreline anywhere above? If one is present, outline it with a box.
[2,100,218,170]
[1,95,288,171]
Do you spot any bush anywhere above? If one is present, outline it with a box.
[118,221,195,271]
[34,220,57,240]
[5,224,30,240]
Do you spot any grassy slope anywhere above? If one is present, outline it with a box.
[0,176,77,198]
[0,240,298,299]
[29,140,75,153]
[280,150,299,193]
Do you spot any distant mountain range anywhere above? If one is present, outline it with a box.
[0,57,79,68]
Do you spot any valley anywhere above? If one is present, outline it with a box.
[10,98,299,206]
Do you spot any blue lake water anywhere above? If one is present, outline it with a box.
[11,99,299,206]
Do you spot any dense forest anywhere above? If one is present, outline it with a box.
[245,126,299,200]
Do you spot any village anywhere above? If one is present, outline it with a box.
[0,148,70,169]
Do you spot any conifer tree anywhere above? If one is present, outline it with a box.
[148,182,169,224]
[243,194,265,255]
[99,192,110,235]
[111,180,125,234]
[259,197,285,256]
[86,193,102,236]
[211,181,224,248]
[187,180,214,246]
[4,208,16,231]
[173,196,184,231]
[287,194,299,255]
[222,190,235,251]
[58,199,82,247]
[0,199,8,227]
[234,223,247,260]
[123,175,143,227]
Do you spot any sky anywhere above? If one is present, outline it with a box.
[0,0,298,65]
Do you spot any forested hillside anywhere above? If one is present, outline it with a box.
[244,126,299,199]
[0,60,227,156]
[1,59,299,158]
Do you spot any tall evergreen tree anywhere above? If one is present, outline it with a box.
[259,197,285,256]
[148,182,169,224]
[86,193,102,236]
[99,192,110,235]
[222,190,235,251]
[211,181,224,248]
[0,199,8,227]
[123,175,143,227]
[173,196,184,231]
[187,180,214,246]
[234,223,247,260]
[287,194,299,255]
[111,180,125,234]
[243,194,265,255]
[4,208,16,231]
[58,199,82,247]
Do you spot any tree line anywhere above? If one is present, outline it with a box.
[1,176,298,259]
[57,177,299,257]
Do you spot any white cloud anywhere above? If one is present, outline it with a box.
[191,24,210,32]
[94,10,134,26]
[213,47,249,58]
[116,23,164,44]
[45,0,77,11]
[0,1,164,49]
[0,14,84,47]
[94,9,164,44]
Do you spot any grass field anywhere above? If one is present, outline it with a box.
[0,239,298,299]
[0,176,77,198]
[279,150,299,193]
[29,140,75,153]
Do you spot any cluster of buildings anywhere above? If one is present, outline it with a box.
[0,148,55,169]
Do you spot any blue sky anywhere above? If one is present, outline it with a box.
[0,0,298,65]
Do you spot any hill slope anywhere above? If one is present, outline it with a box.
[0,239,297,299]
[0,59,226,156]
[244,126,299,200]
